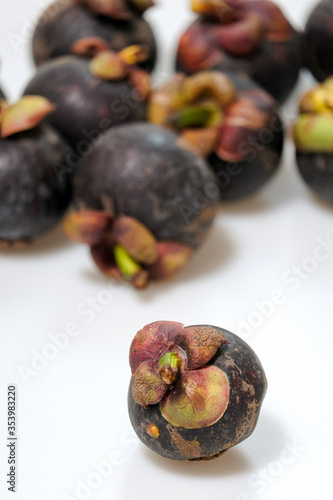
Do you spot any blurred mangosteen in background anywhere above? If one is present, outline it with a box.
[176,0,302,104]
[293,77,333,204]
[32,0,157,71]
[304,0,333,82]
[23,46,151,153]
[63,123,219,288]
[0,87,5,100]
[149,71,284,202]
[0,96,72,247]
[128,321,267,460]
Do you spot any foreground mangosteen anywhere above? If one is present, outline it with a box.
[63,123,219,288]
[304,0,333,82]
[293,77,333,204]
[23,46,151,151]
[149,71,284,201]
[0,96,71,246]
[176,0,302,104]
[128,321,267,460]
[32,0,157,70]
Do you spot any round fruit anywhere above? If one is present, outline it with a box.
[63,123,219,288]
[304,0,333,82]
[293,77,333,203]
[149,71,284,201]
[128,321,268,460]
[176,0,302,104]
[32,0,157,71]
[23,48,151,151]
[0,97,71,246]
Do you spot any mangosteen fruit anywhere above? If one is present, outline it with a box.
[128,321,267,460]
[63,123,219,288]
[23,47,151,151]
[32,0,157,71]
[149,71,284,202]
[304,0,333,82]
[176,0,302,104]
[0,96,71,247]
[293,77,333,204]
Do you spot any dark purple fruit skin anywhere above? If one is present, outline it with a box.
[176,20,303,104]
[73,123,219,249]
[128,326,268,461]
[23,56,147,151]
[304,0,333,81]
[209,118,284,202]
[32,1,157,71]
[0,125,71,242]
[296,152,333,204]
[210,73,284,202]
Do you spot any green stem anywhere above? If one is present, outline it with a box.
[169,105,221,130]
[113,244,141,278]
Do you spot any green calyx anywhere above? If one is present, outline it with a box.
[294,114,333,153]
[158,352,181,386]
[159,352,181,370]
[113,244,142,278]
[169,105,221,130]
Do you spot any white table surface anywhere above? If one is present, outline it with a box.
[1,1,332,499]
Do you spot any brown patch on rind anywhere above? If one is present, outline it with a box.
[0,238,31,249]
[166,424,202,459]
[71,37,111,58]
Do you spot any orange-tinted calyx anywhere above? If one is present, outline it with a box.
[0,96,56,138]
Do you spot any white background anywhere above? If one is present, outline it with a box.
[1,1,333,499]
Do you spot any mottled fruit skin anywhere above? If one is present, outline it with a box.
[128,326,267,460]
[23,56,147,150]
[0,125,71,242]
[73,123,219,249]
[304,0,333,81]
[32,0,157,70]
[176,20,302,104]
[296,152,333,204]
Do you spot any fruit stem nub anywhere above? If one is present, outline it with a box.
[158,352,181,385]
[113,243,142,278]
